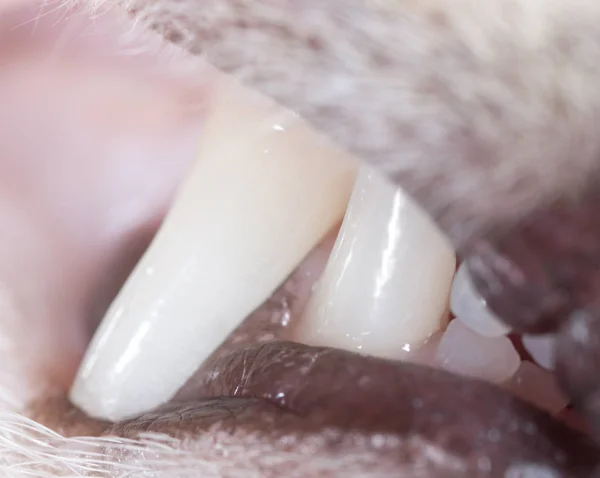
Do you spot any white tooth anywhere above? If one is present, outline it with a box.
[403,330,444,367]
[503,361,567,414]
[435,319,520,383]
[451,262,511,337]
[292,166,456,360]
[70,72,358,422]
[522,334,556,370]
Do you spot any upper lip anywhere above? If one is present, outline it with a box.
[106,341,600,477]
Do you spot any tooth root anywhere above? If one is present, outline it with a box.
[522,334,556,371]
[69,73,358,422]
[291,167,456,361]
[435,319,520,384]
[451,262,512,337]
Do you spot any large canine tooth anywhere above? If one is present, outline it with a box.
[70,72,357,422]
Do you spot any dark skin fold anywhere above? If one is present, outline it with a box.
[32,343,600,478]
[177,340,600,477]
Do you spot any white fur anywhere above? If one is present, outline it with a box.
[0,410,437,478]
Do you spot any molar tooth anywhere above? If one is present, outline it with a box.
[291,166,456,360]
[69,73,357,422]
[451,262,512,337]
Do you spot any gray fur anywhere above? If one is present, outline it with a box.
[117,0,600,247]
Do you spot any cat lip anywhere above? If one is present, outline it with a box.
[105,341,600,477]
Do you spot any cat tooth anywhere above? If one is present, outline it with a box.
[451,262,512,337]
[292,166,455,360]
[70,73,357,422]
[522,334,556,370]
[435,319,521,384]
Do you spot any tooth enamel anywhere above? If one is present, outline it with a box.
[504,361,567,414]
[292,166,456,360]
[451,262,511,337]
[522,334,556,370]
[435,319,520,383]
[404,330,444,367]
[69,73,357,422]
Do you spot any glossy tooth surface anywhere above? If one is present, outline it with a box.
[451,262,511,337]
[70,73,357,422]
[504,361,567,414]
[435,319,521,383]
[522,334,556,370]
[403,331,444,367]
[292,167,456,360]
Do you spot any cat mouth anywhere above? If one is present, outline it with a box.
[0,1,597,477]
[24,336,600,477]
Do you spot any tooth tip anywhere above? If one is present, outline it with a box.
[69,354,141,422]
[70,374,146,422]
[69,376,115,422]
[451,262,511,337]
[522,334,556,370]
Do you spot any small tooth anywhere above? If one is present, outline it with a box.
[435,319,520,383]
[522,334,556,370]
[451,262,511,337]
[503,361,567,414]
[292,166,456,360]
[69,73,357,422]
